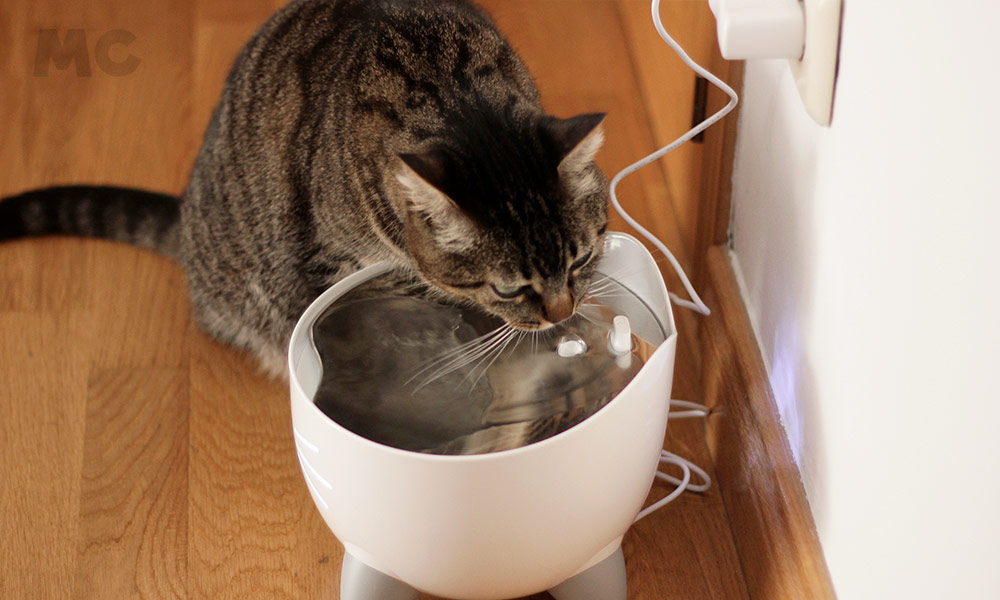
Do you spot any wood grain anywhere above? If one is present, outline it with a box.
[187,337,341,600]
[700,246,837,600]
[0,311,89,600]
[74,368,188,599]
[0,1,757,599]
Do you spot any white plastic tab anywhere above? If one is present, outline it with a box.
[609,316,632,355]
[557,335,588,358]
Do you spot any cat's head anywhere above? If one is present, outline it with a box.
[392,112,609,330]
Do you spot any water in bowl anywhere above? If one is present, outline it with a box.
[310,271,665,455]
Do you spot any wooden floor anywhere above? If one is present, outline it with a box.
[0,1,750,598]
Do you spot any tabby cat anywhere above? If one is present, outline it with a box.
[0,0,609,378]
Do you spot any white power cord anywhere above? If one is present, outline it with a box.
[634,400,712,523]
[608,0,739,316]
[623,0,738,521]
[666,398,711,419]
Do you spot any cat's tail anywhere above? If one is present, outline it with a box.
[0,185,181,258]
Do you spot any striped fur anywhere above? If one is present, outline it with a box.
[1,0,610,379]
[0,186,180,257]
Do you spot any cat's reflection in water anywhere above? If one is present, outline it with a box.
[311,277,653,455]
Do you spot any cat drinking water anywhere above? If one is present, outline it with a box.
[0,0,610,380]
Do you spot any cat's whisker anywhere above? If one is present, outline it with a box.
[459,330,513,388]
[589,271,625,282]
[583,287,612,299]
[592,290,632,300]
[429,326,515,374]
[432,326,510,362]
[581,286,609,299]
[469,328,524,390]
[575,309,599,326]
[587,274,631,290]
[406,326,507,381]
[447,329,517,378]
[539,324,556,346]
[583,278,637,300]
[589,266,650,285]
[439,326,517,389]
[586,291,633,300]
[582,281,620,297]
[405,325,512,389]
[579,290,611,307]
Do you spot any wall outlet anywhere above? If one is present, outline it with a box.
[710,0,842,126]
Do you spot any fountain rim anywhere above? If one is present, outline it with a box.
[287,231,677,463]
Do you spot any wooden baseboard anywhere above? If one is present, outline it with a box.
[699,245,837,600]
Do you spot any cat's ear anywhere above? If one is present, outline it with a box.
[395,152,476,248]
[547,113,607,175]
[398,151,450,195]
[396,151,458,215]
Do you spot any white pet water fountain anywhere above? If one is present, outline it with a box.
[288,232,677,600]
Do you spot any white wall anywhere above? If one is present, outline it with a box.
[729,1,1000,598]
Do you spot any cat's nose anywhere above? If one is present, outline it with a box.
[541,290,575,324]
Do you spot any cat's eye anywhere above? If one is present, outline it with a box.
[570,251,593,272]
[491,283,529,299]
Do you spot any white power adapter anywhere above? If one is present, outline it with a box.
[709,0,842,125]
[710,0,805,60]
